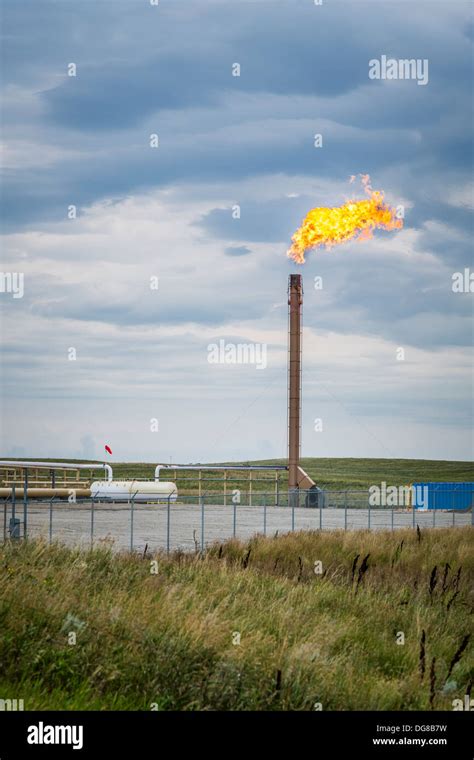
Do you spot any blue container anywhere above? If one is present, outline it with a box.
[412,482,474,511]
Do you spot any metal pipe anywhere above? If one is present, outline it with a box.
[0,460,113,476]
[288,274,302,491]
[154,463,287,481]
[0,488,91,498]
[0,460,112,488]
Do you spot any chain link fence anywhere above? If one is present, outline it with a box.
[2,489,472,554]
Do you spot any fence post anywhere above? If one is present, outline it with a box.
[344,490,347,531]
[233,497,237,538]
[291,493,295,532]
[263,492,267,536]
[166,495,171,555]
[368,495,371,530]
[49,497,54,544]
[412,501,416,530]
[200,495,205,555]
[391,500,394,531]
[319,493,322,531]
[129,495,134,552]
[12,485,16,534]
[23,468,28,539]
[91,496,95,550]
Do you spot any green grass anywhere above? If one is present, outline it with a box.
[0,528,472,710]
[2,457,472,493]
[217,457,473,490]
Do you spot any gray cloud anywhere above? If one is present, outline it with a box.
[224,245,252,256]
[1,0,472,460]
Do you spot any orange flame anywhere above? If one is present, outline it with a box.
[287,175,403,263]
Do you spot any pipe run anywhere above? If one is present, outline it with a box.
[155,464,287,481]
[0,460,113,482]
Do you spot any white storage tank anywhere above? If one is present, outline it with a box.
[90,480,177,503]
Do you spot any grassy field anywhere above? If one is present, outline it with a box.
[1,457,472,493]
[0,528,472,710]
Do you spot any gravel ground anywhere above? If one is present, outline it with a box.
[4,501,471,553]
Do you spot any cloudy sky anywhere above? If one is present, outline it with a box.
[0,0,473,464]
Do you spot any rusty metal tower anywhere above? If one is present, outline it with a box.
[287,274,316,501]
[288,274,303,491]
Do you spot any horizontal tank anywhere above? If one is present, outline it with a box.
[90,480,178,503]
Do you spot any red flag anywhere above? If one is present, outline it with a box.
[105,445,112,455]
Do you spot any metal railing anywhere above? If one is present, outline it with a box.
[1,489,472,554]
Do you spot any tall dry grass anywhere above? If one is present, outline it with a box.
[0,527,472,710]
